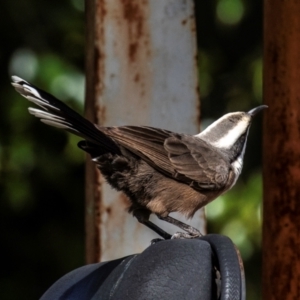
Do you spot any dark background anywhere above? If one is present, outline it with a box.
[0,0,263,299]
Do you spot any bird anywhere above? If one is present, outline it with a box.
[11,75,267,239]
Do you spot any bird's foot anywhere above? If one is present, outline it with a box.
[157,215,203,237]
[186,226,203,237]
[171,231,202,239]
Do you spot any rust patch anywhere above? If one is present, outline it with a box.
[84,0,104,264]
[120,0,150,62]
[134,73,140,83]
[96,103,106,125]
[85,0,108,261]
[129,43,138,62]
[89,0,109,262]
[96,0,107,18]
[93,47,104,126]
[93,167,103,262]
[105,0,152,122]
[94,0,107,125]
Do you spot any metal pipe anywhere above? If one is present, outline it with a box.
[85,0,202,262]
[263,1,300,299]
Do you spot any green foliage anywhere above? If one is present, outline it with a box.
[0,0,85,298]
[216,0,245,25]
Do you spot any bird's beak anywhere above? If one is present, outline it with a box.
[248,105,268,117]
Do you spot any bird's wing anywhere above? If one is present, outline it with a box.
[165,135,231,189]
[103,126,231,189]
[102,126,176,174]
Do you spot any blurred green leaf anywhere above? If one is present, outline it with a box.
[216,0,245,25]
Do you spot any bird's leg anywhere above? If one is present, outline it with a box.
[142,220,172,240]
[157,215,202,238]
[134,209,172,240]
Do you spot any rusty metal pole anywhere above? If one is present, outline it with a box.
[263,1,300,299]
[84,0,202,263]
[85,0,100,264]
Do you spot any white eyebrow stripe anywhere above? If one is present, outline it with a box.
[209,119,248,148]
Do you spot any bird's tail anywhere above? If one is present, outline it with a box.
[11,76,119,153]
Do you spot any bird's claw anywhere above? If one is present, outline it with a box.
[171,231,202,239]
[186,227,203,237]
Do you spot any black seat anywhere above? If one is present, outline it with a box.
[41,234,245,300]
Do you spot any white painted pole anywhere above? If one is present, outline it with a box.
[85,0,203,262]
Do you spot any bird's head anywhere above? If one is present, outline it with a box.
[197,105,267,161]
